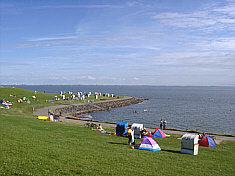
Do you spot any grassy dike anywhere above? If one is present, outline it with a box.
[0,87,235,175]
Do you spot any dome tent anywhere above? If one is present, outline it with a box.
[139,137,161,151]
[152,128,166,138]
[199,135,216,147]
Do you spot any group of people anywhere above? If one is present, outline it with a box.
[141,128,150,136]
[160,119,167,130]
[127,126,155,145]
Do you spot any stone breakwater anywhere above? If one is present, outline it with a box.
[52,97,146,116]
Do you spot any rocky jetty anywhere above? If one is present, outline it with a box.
[52,97,145,116]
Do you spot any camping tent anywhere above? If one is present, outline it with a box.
[116,122,128,136]
[139,137,161,151]
[131,123,144,138]
[152,128,166,138]
[199,135,216,147]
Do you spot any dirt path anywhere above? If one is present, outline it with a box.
[34,104,235,144]
[60,117,235,144]
[34,104,71,116]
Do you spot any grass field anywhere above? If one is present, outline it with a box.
[0,87,234,175]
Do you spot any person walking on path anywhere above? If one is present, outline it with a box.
[163,120,167,130]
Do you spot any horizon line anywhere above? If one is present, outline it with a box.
[1,84,235,87]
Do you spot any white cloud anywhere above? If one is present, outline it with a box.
[35,4,123,9]
[114,45,160,51]
[17,40,75,48]
[87,76,96,80]
[153,2,235,32]
[29,35,77,41]
[80,76,96,80]
[208,38,235,50]
[133,77,139,80]
[193,37,235,51]
[213,3,235,15]
[153,11,216,28]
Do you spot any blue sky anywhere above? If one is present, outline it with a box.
[0,0,234,85]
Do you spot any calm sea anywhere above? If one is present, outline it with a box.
[9,85,235,135]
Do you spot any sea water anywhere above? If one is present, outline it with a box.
[10,85,235,135]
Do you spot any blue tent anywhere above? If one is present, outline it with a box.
[116,122,128,136]
[152,128,166,138]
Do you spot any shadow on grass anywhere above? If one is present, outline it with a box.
[108,142,129,146]
[161,149,181,154]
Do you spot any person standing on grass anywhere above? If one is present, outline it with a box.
[131,128,135,145]
[127,125,133,145]
[163,120,167,130]
[160,119,163,129]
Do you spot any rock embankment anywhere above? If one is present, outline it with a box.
[52,97,145,116]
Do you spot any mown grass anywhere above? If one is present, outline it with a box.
[0,87,234,175]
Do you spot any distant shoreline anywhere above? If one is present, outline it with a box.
[2,84,235,88]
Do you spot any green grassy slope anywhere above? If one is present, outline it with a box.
[0,87,234,175]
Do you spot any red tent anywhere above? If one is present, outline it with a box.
[199,135,216,147]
